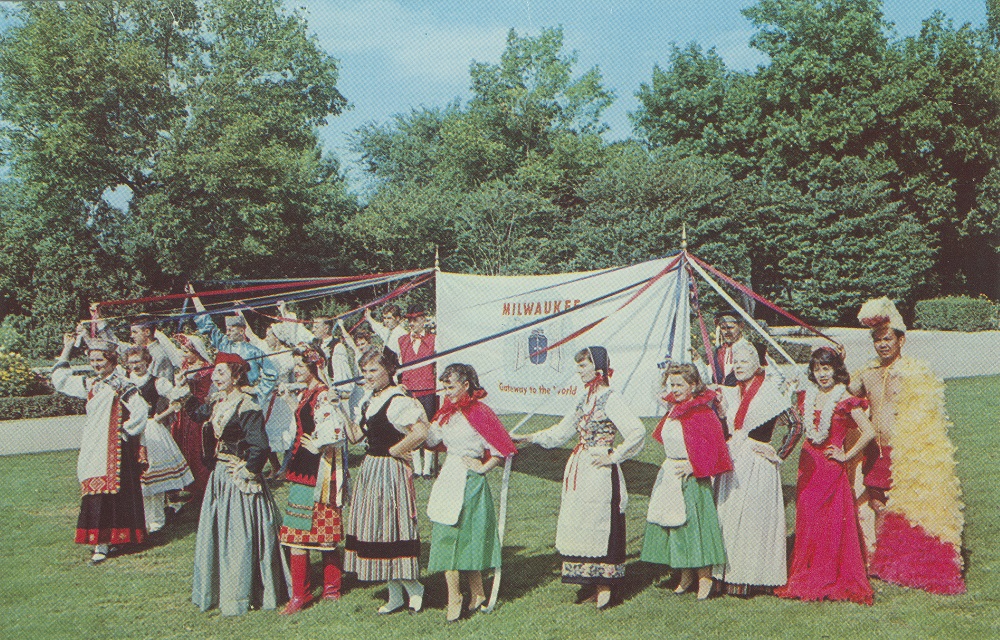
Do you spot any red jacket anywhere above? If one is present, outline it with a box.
[398,332,436,397]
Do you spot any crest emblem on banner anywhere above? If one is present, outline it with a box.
[528,329,547,364]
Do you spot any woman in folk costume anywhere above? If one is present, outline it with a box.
[713,340,802,596]
[341,348,430,613]
[850,298,965,594]
[641,364,731,601]
[244,317,298,480]
[155,330,215,503]
[123,346,194,535]
[177,351,289,616]
[53,331,149,565]
[513,347,646,609]
[425,363,517,622]
[776,347,875,604]
[277,345,350,614]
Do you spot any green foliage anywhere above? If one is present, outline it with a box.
[915,296,998,331]
[0,0,354,356]
[632,0,1000,321]
[0,350,34,397]
[0,393,86,420]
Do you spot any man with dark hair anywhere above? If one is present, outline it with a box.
[398,305,438,476]
[188,286,278,410]
[712,312,767,386]
[849,297,965,594]
[129,314,175,380]
[53,329,149,564]
[366,304,406,359]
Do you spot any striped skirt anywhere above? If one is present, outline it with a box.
[343,455,420,582]
[141,421,194,496]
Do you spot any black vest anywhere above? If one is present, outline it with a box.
[361,394,406,457]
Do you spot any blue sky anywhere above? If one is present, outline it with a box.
[295,0,988,189]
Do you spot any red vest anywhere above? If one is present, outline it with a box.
[398,332,436,397]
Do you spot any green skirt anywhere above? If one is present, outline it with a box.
[427,471,502,573]
[641,476,727,568]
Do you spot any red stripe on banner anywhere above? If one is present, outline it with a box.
[689,254,839,346]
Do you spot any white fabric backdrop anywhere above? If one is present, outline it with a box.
[436,257,692,417]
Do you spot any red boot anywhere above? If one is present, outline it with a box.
[322,550,342,600]
[280,551,314,614]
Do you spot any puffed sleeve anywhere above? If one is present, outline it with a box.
[120,387,149,437]
[51,361,88,399]
[385,394,427,434]
[530,411,579,449]
[602,392,646,464]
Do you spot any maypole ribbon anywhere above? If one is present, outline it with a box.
[688,253,840,347]
[527,253,684,359]
[93,268,432,309]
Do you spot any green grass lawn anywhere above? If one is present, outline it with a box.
[1,376,998,639]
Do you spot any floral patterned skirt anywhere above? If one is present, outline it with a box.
[561,464,626,584]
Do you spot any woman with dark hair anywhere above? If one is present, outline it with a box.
[513,346,645,609]
[341,348,430,614]
[776,347,876,604]
[641,363,731,600]
[156,330,215,503]
[276,345,349,614]
[425,363,517,622]
[178,351,289,616]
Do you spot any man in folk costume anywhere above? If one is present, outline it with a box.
[712,312,769,386]
[123,346,193,534]
[398,305,438,477]
[850,298,965,594]
[128,314,176,381]
[366,304,406,359]
[52,331,150,565]
[713,340,802,596]
[189,287,279,413]
[277,301,354,400]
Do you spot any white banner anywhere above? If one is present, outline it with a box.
[435,257,692,417]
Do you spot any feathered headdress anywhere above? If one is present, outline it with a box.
[857,297,906,333]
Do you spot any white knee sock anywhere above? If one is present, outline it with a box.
[383,580,404,610]
[144,493,166,532]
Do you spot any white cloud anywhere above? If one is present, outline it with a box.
[299,1,510,82]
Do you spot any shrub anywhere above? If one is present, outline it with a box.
[0,350,36,397]
[915,296,998,332]
[0,393,86,421]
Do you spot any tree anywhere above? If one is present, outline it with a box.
[351,27,613,275]
[0,0,353,355]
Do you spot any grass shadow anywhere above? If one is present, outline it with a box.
[512,446,662,497]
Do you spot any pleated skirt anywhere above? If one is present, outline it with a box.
[343,455,420,582]
[641,476,727,568]
[141,420,194,496]
[427,471,501,573]
[192,462,290,616]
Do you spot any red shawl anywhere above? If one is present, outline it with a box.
[652,389,733,478]
[432,389,518,458]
